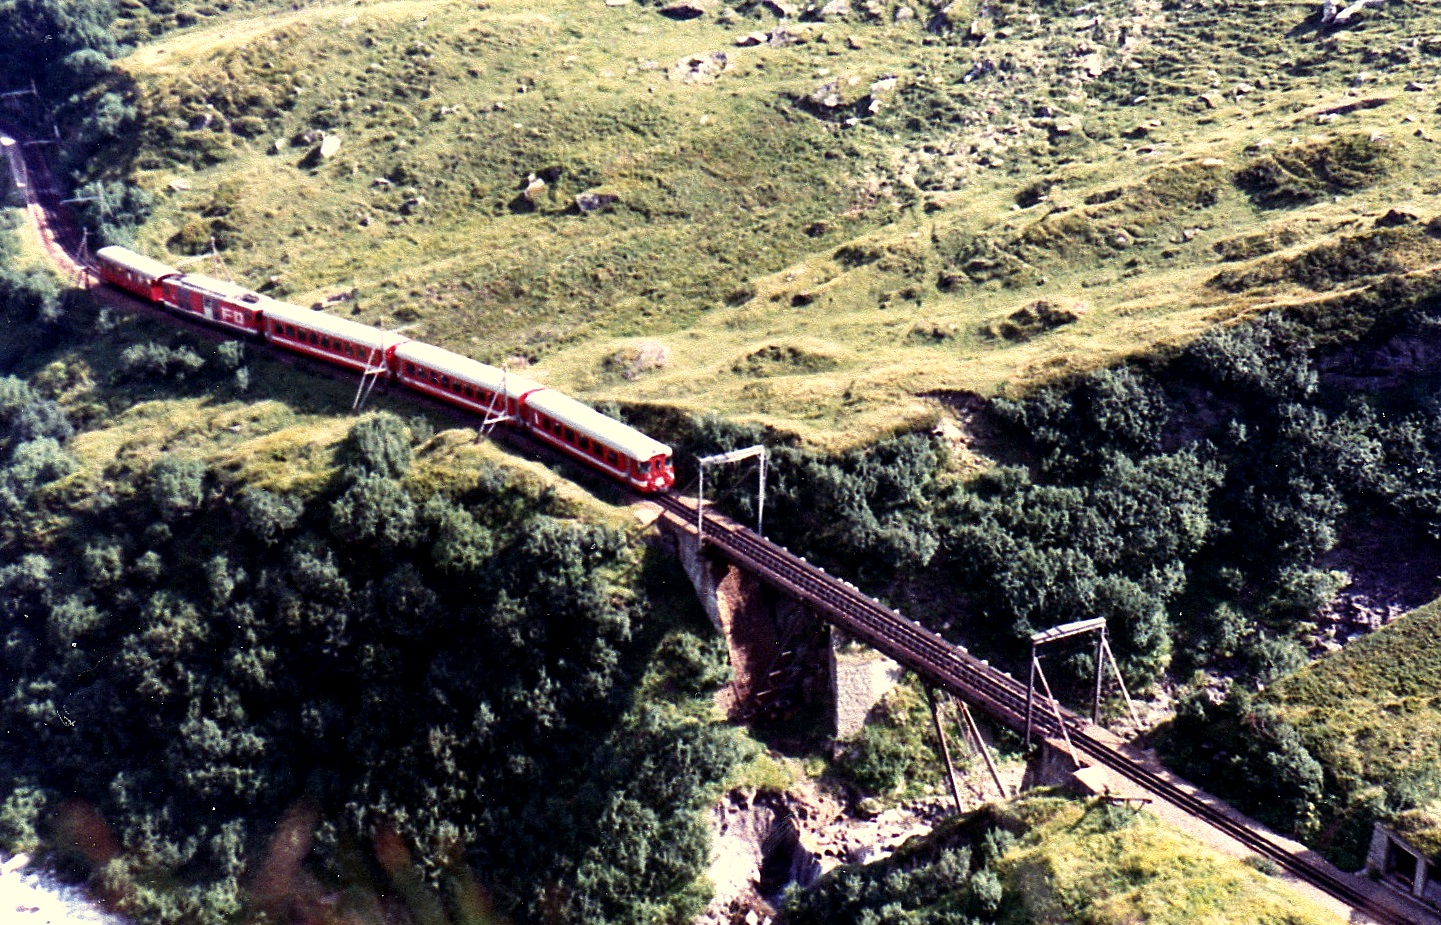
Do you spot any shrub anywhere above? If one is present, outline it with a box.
[329,472,418,551]
[119,342,205,381]
[234,487,303,545]
[148,456,206,521]
[342,412,412,479]
[1159,688,1323,836]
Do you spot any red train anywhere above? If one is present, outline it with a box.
[95,246,676,493]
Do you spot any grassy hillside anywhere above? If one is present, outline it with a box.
[1264,598,1441,865]
[85,0,1441,445]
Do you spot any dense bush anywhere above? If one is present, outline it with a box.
[0,412,737,925]
[1158,688,1324,837]
[0,0,116,102]
[118,342,206,381]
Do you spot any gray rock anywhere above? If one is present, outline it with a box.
[672,51,729,82]
[575,191,619,213]
[661,0,713,19]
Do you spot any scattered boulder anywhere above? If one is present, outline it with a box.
[575,191,619,213]
[522,175,547,204]
[319,133,342,159]
[1374,208,1418,228]
[736,31,768,46]
[762,0,799,16]
[819,0,851,18]
[661,0,714,18]
[672,51,729,83]
[603,340,670,380]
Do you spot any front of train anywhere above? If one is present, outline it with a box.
[640,452,676,493]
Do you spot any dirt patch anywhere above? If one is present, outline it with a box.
[697,782,960,925]
[1317,327,1441,391]
[923,390,1033,474]
[1314,521,1441,644]
[984,299,1087,342]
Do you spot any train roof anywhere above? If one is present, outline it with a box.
[264,300,411,351]
[393,341,545,396]
[96,246,179,281]
[525,387,672,460]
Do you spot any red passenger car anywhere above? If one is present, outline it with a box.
[159,273,272,336]
[394,341,542,422]
[95,246,179,303]
[263,300,410,373]
[522,387,675,492]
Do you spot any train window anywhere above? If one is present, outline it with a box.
[607,450,619,466]
[404,363,414,375]
[429,370,439,384]
[463,385,473,398]
[440,375,450,388]
[309,332,319,345]
[321,337,331,350]
[580,437,591,452]
[564,427,575,442]
[639,461,652,474]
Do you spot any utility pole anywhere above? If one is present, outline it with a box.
[1024,617,1140,751]
[695,444,767,544]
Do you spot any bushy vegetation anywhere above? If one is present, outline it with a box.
[0,404,738,925]
[0,212,76,370]
[781,794,1340,925]
[1159,598,1441,870]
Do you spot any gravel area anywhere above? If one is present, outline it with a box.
[0,855,125,925]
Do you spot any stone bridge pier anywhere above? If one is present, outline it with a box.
[666,525,901,738]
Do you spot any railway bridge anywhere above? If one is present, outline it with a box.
[649,493,1440,925]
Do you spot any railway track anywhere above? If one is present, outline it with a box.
[654,493,1428,925]
[0,125,85,279]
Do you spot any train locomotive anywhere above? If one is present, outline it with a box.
[94,245,676,493]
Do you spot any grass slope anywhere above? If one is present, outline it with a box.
[1265,598,1441,862]
[1000,797,1343,925]
[94,0,1441,444]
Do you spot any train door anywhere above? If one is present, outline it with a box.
[202,295,217,320]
